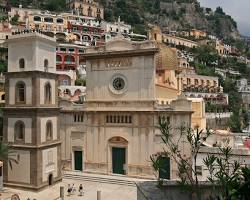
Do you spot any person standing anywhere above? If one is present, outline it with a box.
[67,184,72,196]
[79,184,83,196]
[72,184,76,195]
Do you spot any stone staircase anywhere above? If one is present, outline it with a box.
[63,172,153,187]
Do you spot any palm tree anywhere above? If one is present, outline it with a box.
[0,142,19,169]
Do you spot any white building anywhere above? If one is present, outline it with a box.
[101,19,131,35]
[195,130,250,181]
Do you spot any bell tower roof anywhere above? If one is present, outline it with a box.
[7,31,56,44]
[7,31,57,73]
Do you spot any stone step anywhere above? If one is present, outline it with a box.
[63,173,138,187]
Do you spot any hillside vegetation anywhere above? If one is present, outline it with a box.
[98,0,239,38]
[6,0,240,39]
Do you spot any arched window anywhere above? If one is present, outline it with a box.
[16,82,25,103]
[44,59,49,72]
[65,55,75,64]
[44,82,52,104]
[44,17,53,23]
[46,121,53,141]
[56,55,62,63]
[15,121,25,140]
[34,16,41,22]
[56,18,63,24]
[19,58,25,69]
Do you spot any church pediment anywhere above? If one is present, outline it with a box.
[105,35,133,51]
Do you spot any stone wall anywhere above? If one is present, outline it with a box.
[137,181,219,200]
[206,113,231,130]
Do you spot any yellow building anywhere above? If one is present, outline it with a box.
[189,29,207,39]
[67,0,104,19]
[216,40,232,55]
[27,13,68,33]
[188,98,206,130]
[8,6,40,23]
[163,34,198,48]
[149,26,207,130]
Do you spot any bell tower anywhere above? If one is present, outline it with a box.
[3,32,62,190]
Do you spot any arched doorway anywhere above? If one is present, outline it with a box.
[109,137,128,175]
[48,174,53,186]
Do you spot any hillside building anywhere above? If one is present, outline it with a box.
[56,43,86,71]
[189,29,207,39]
[163,34,198,48]
[237,78,250,111]
[66,0,104,19]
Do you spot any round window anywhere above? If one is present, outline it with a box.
[112,77,125,91]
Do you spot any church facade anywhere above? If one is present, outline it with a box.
[60,35,193,179]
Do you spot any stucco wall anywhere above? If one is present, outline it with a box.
[86,55,155,101]
[8,150,30,184]
[8,37,56,73]
[42,147,58,182]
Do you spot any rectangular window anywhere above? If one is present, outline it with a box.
[129,116,132,123]
[74,114,84,122]
[196,166,202,176]
[62,80,69,86]
[60,48,66,52]
[106,115,132,124]
[48,150,53,165]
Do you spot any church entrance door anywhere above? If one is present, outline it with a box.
[74,151,83,171]
[112,147,126,175]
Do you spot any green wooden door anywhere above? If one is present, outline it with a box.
[112,147,126,175]
[74,151,83,171]
[159,156,170,179]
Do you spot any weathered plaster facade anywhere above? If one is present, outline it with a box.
[60,35,193,179]
[3,32,62,190]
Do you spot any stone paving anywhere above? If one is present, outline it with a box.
[0,174,138,200]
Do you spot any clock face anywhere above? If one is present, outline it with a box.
[112,77,125,91]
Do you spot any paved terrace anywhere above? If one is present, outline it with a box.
[0,172,153,200]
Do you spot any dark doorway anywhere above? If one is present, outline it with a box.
[159,156,170,179]
[48,174,53,186]
[112,147,126,175]
[74,151,83,171]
